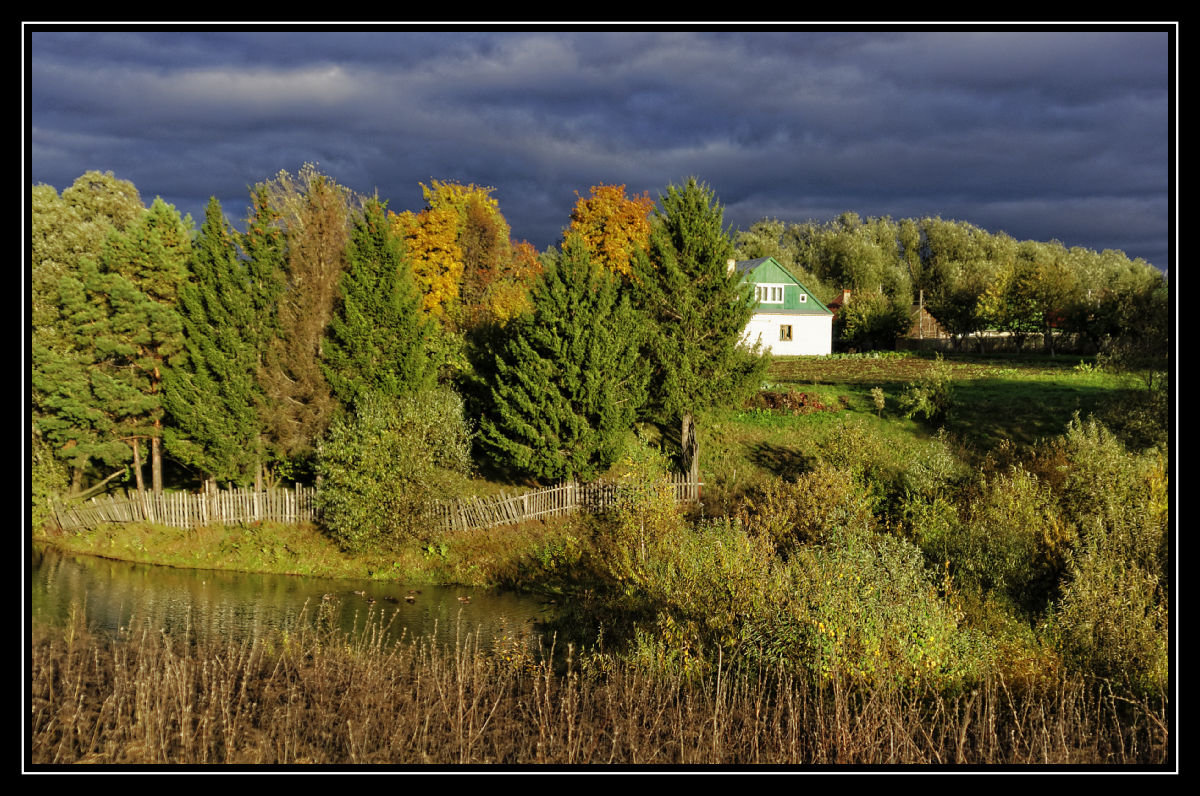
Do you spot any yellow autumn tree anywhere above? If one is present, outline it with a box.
[485,239,544,324]
[567,183,655,277]
[393,179,541,330]
[391,205,463,318]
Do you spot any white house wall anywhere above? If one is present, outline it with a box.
[741,313,832,356]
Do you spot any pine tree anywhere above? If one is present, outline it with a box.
[322,198,436,406]
[477,233,648,483]
[31,254,135,495]
[630,178,767,478]
[31,174,145,496]
[92,198,191,495]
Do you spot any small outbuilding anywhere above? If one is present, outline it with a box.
[731,257,833,356]
[906,294,950,341]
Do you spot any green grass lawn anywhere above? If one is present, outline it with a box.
[698,351,1139,504]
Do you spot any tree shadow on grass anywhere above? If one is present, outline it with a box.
[747,442,814,481]
[948,378,1125,450]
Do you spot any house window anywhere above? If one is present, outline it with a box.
[798,293,807,303]
[754,283,785,304]
[780,325,793,341]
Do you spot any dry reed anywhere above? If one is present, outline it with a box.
[29,607,1170,767]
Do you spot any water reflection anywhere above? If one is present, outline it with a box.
[30,544,556,652]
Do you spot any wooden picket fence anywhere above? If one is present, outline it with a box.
[431,473,702,533]
[51,484,317,533]
[50,473,702,534]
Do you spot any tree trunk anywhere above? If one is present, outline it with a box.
[131,439,146,494]
[151,422,163,497]
[255,435,264,493]
[681,412,699,483]
[70,466,83,498]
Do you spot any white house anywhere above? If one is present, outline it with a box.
[731,257,833,356]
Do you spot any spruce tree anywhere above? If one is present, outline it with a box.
[238,186,287,487]
[477,233,648,483]
[162,197,264,486]
[629,178,767,478]
[322,198,435,406]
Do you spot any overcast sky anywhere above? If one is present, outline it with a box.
[27,26,1175,270]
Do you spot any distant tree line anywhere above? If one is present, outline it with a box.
[733,212,1168,358]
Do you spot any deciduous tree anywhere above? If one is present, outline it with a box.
[392,179,542,334]
[566,183,654,278]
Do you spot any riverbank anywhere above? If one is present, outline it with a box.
[32,509,588,592]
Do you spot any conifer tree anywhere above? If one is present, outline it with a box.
[32,253,136,495]
[258,168,357,462]
[238,185,288,486]
[31,173,145,496]
[163,197,266,486]
[322,198,436,406]
[92,198,191,495]
[477,233,648,483]
[630,177,766,478]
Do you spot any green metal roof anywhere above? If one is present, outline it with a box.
[735,257,833,315]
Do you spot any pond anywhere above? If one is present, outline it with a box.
[30,543,559,653]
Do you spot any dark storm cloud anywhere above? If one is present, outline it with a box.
[29,27,1171,269]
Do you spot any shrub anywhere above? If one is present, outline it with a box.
[898,353,954,424]
[898,429,969,504]
[1052,527,1168,696]
[817,418,896,488]
[314,388,473,554]
[593,439,684,591]
[746,532,989,690]
[632,516,784,674]
[834,291,912,352]
[1052,415,1168,573]
[900,492,961,569]
[870,386,886,417]
[951,465,1073,614]
[31,428,69,535]
[737,463,875,554]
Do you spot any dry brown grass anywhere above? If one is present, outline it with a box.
[29,607,1170,767]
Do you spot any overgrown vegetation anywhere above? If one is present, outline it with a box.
[30,604,1168,765]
